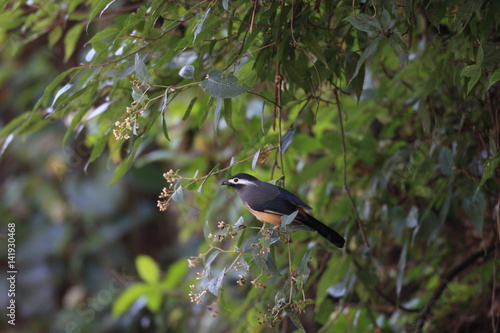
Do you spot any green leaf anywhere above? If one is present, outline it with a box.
[197,163,219,193]
[438,146,453,176]
[223,98,234,131]
[317,256,349,309]
[193,7,211,42]
[198,96,213,127]
[0,112,31,139]
[171,186,184,204]
[461,64,481,94]
[112,283,150,317]
[145,288,163,312]
[182,97,197,120]
[469,191,485,236]
[64,23,84,62]
[417,99,431,135]
[136,255,160,284]
[345,52,365,102]
[214,97,223,132]
[63,106,90,146]
[281,211,298,227]
[347,37,382,86]
[32,68,75,111]
[219,288,231,312]
[296,247,312,289]
[162,111,170,141]
[252,243,281,277]
[109,139,141,185]
[86,134,108,167]
[88,0,118,28]
[476,44,484,66]
[344,14,382,32]
[302,31,328,67]
[161,260,189,289]
[201,69,251,99]
[389,32,409,68]
[48,26,62,47]
[476,155,500,190]
[379,9,392,30]
[487,68,500,90]
[285,305,306,333]
[207,268,225,296]
[204,220,211,243]
[134,53,150,83]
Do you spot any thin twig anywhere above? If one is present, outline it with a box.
[413,243,497,333]
[351,0,377,21]
[334,90,370,248]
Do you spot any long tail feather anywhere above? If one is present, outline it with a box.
[302,213,345,248]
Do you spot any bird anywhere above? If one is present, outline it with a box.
[221,173,345,248]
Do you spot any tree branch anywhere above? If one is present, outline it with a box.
[413,243,498,333]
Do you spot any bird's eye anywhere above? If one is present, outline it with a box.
[233,178,239,183]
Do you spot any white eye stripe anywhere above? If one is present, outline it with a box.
[230,178,258,186]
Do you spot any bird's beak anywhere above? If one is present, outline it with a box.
[220,179,230,186]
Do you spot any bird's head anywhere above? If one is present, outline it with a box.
[220,173,259,189]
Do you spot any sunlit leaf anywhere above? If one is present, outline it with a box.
[48,26,62,47]
[136,255,160,284]
[64,23,84,62]
[112,283,150,317]
[251,149,260,171]
[145,289,163,312]
[161,260,188,289]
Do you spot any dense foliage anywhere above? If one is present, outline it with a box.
[0,0,499,332]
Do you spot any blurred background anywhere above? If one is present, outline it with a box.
[0,1,499,332]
